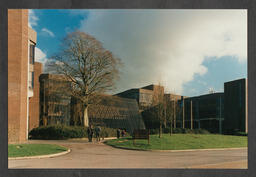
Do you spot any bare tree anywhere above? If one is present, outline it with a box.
[151,83,165,138]
[49,31,121,127]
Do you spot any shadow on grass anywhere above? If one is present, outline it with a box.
[104,138,152,151]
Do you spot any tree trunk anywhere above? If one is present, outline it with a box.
[159,123,162,138]
[83,106,89,127]
[170,121,173,136]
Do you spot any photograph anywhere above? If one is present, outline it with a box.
[8,9,247,169]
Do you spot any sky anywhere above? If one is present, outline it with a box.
[29,9,247,97]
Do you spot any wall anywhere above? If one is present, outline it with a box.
[29,62,43,132]
[224,79,247,133]
[8,9,29,143]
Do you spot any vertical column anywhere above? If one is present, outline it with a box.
[173,100,176,128]
[219,96,222,134]
[182,98,185,128]
[191,100,193,130]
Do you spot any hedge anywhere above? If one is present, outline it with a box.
[29,125,119,140]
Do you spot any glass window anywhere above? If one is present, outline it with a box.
[29,44,35,64]
[32,71,34,88]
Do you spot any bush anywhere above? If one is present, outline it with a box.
[172,128,210,134]
[149,129,159,135]
[99,127,119,138]
[234,131,248,136]
[29,125,119,140]
[29,125,87,140]
[163,127,170,134]
[224,129,247,136]
[173,128,184,134]
[193,128,210,134]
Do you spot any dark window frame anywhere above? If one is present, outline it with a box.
[29,42,35,64]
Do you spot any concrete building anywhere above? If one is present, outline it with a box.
[8,9,39,143]
[223,78,248,133]
[115,84,166,111]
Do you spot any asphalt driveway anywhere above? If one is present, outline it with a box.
[8,139,247,169]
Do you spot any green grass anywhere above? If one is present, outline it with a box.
[105,134,248,150]
[8,144,68,157]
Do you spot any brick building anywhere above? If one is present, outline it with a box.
[8,9,41,143]
[29,62,43,131]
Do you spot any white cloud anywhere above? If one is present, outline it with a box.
[28,9,38,28]
[41,28,55,37]
[35,47,48,64]
[79,10,247,94]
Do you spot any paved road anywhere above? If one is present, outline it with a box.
[8,139,247,169]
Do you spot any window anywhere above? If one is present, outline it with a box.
[29,71,34,89]
[32,71,34,88]
[29,44,35,64]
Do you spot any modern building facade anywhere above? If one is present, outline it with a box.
[223,78,248,133]
[177,93,224,133]
[8,9,39,143]
[73,95,145,133]
[39,74,145,133]
[176,78,247,133]
[39,74,72,126]
[116,84,166,111]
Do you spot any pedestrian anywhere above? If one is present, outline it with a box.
[121,129,125,137]
[87,124,93,142]
[95,126,101,142]
[117,128,121,139]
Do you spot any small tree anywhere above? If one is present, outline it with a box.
[164,98,174,135]
[49,31,121,127]
[151,83,165,138]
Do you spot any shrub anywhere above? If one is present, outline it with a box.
[224,129,247,136]
[149,129,159,135]
[182,128,194,134]
[234,131,248,136]
[29,125,119,140]
[99,127,118,138]
[172,128,210,134]
[173,128,184,134]
[29,125,87,140]
[163,127,170,134]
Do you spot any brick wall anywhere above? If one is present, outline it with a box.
[29,62,43,132]
[8,9,29,143]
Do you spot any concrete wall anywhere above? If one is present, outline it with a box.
[8,9,29,143]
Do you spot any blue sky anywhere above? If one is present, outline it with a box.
[30,9,247,97]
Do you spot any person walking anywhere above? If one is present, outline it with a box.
[95,126,101,142]
[117,128,121,139]
[87,125,93,142]
[121,129,126,137]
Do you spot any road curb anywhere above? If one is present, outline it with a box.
[148,147,248,152]
[8,148,71,160]
[105,144,247,152]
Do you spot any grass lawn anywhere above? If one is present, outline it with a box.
[8,144,68,157]
[105,134,248,150]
